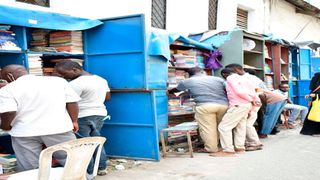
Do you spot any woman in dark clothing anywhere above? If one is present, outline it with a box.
[300,72,320,135]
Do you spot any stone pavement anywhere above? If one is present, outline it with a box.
[97,127,320,180]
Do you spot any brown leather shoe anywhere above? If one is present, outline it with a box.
[209,151,236,157]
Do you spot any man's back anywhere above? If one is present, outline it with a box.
[226,73,258,105]
[0,75,79,137]
[69,75,110,118]
[177,75,228,105]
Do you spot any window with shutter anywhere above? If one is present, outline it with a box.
[16,0,49,7]
[151,0,166,29]
[208,0,218,30]
[237,8,248,30]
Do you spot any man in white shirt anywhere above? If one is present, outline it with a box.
[55,61,110,176]
[0,64,80,172]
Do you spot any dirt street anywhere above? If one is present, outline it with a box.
[97,127,320,180]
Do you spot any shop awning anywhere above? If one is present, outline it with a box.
[0,4,102,30]
[147,31,214,60]
[169,34,214,51]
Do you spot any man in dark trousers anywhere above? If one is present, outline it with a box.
[55,61,110,176]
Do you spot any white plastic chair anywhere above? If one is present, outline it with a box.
[8,137,106,180]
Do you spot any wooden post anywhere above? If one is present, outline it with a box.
[186,131,193,158]
[160,131,167,158]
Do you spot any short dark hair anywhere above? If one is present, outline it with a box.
[225,63,243,70]
[55,60,83,70]
[187,66,203,76]
[244,68,257,75]
[220,68,234,76]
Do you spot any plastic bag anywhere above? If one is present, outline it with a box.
[203,50,223,70]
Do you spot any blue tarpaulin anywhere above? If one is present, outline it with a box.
[169,34,214,51]
[0,5,102,30]
[147,31,214,60]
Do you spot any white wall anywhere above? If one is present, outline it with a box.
[217,0,320,42]
[166,0,209,35]
[0,0,153,28]
[267,0,320,42]
[51,0,152,29]
[0,0,55,12]
[217,0,265,33]
[2,0,320,42]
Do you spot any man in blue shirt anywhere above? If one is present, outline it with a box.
[169,67,228,153]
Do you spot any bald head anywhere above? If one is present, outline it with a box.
[1,64,28,82]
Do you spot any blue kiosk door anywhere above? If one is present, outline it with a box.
[83,14,161,161]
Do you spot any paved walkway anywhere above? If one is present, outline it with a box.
[97,127,320,180]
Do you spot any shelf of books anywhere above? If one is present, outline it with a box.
[167,42,213,138]
[0,25,85,76]
[264,41,275,90]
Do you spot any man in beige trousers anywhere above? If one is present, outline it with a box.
[169,67,228,153]
[211,64,259,157]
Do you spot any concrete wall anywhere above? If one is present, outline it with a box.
[0,0,152,29]
[267,0,320,42]
[217,0,320,42]
[1,0,320,42]
[217,0,265,33]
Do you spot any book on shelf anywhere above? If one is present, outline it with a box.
[28,54,43,76]
[49,31,83,54]
[30,29,50,49]
[0,30,21,51]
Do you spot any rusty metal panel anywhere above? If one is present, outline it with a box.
[152,0,166,29]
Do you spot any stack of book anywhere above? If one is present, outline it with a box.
[171,49,205,68]
[168,98,181,115]
[168,68,177,88]
[0,154,16,174]
[49,31,83,54]
[173,53,197,67]
[168,96,195,116]
[29,29,49,51]
[28,55,43,76]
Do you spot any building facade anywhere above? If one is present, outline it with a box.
[1,0,320,41]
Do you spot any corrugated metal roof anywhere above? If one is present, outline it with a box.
[285,0,320,18]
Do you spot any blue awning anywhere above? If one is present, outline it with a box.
[147,31,214,60]
[0,5,102,30]
[169,34,214,51]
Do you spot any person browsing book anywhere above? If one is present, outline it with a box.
[168,66,228,154]
[54,61,110,176]
[0,64,80,172]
